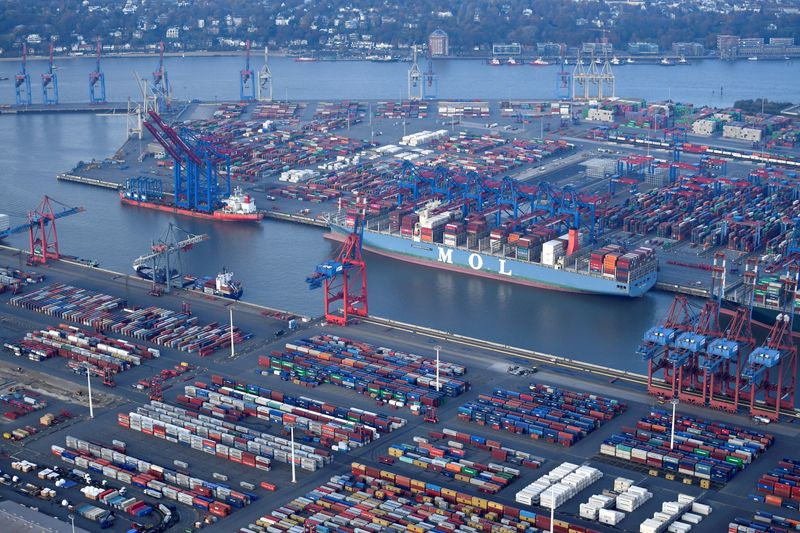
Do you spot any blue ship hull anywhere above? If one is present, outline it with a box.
[330,225,657,297]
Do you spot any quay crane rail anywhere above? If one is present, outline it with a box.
[306,198,368,325]
[0,196,85,265]
[132,223,208,295]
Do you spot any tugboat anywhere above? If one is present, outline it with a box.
[192,269,243,300]
[506,57,521,66]
[659,57,673,66]
[488,58,501,66]
[530,58,550,66]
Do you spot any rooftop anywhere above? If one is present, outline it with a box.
[0,501,92,533]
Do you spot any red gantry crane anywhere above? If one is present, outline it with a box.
[0,196,85,265]
[306,197,368,325]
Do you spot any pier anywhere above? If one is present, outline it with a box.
[0,102,130,115]
[56,173,122,190]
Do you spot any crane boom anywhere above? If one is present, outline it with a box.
[0,204,84,240]
[133,233,208,269]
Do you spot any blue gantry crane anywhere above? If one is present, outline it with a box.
[240,40,255,101]
[141,111,231,213]
[89,40,106,103]
[151,41,171,112]
[0,196,85,265]
[15,43,32,106]
[41,42,58,105]
[393,162,600,248]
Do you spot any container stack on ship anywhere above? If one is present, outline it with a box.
[328,164,658,297]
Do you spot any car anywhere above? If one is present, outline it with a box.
[753,416,771,425]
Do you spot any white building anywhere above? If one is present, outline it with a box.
[166,27,180,39]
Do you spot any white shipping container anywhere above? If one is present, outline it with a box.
[691,502,711,516]
[599,509,625,526]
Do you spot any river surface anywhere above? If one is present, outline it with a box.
[2,55,799,105]
[0,56,795,372]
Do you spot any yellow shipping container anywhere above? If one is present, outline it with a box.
[471,496,488,510]
[456,494,473,505]
[488,501,504,514]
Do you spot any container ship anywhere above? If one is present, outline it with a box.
[190,269,243,300]
[120,186,263,222]
[328,200,657,297]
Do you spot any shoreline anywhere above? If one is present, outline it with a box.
[2,50,798,63]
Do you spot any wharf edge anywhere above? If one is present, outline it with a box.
[0,244,305,323]
[358,314,800,420]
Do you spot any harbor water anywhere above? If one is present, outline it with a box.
[1,56,797,372]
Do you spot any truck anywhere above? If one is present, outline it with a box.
[76,504,115,529]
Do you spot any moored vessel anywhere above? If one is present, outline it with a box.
[325,201,657,297]
[120,185,263,222]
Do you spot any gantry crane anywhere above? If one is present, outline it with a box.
[741,265,798,421]
[408,45,423,101]
[637,295,696,396]
[41,42,58,105]
[142,110,231,213]
[151,41,171,111]
[15,43,32,106]
[306,197,368,325]
[240,40,255,101]
[423,48,438,100]
[89,39,106,103]
[0,196,85,265]
[132,223,208,295]
[256,46,273,102]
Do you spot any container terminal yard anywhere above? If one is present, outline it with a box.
[0,244,798,533]
[3,52,800,532]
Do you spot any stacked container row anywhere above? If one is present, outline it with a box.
[436,427,545,468]
[207,374,405,434]
[13,324,158,371]
[249,464,602,533]
[753,458,800,510]
[458,385,624,447]
[59,435,252,511]
[728,512,800,532]
[387,440,519,494]
[9,284,248,356]
[258,335,468,410]
[121,399,331,471]
[182,380,401,449]
[600,410,773,484]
